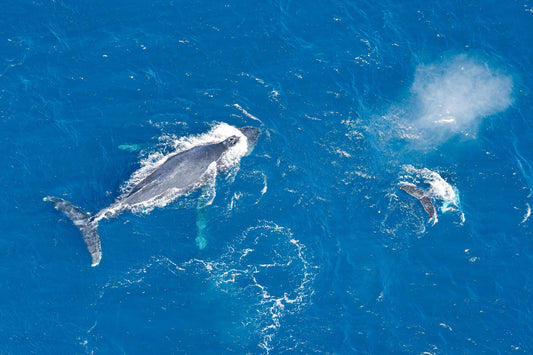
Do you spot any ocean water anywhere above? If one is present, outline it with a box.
[1,0,532,353]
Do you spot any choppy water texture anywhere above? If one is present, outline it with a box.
[1,0,533,353]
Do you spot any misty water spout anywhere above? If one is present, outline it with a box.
[409,54,513,145]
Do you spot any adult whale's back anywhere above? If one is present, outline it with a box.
[123,136,238,205]
[45,126,260,266]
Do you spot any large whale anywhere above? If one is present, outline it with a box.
[45,126,260,266]
[400,183,436,220]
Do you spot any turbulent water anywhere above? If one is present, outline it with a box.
[1,0,533,353]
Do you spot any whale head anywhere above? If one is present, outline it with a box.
[222,135,240,147]
[239,126,261,155]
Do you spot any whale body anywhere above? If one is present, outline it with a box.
[45,126,260,266]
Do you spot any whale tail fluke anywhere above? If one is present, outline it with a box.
[400,184,436,221]
[44,196,102,266]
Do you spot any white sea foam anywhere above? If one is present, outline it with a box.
[232,103,263,124]
[513,139,533,197]
[227,192,242,211]
[520,203,531,224]
[212,221,316,352]
[203,221,316,352]
[260,171,268,196]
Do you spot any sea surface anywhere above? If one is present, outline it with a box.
[1,0,533,353]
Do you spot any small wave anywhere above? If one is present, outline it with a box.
[232,103,264,125]
[222,170,269,211]
[227,192,242,211]
[520,203,531,224]
[513,139,533,197]
[511,139,532,225]
[260,172,268,196]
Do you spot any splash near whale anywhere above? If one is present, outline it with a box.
[44,124,260,266]
[400,165,465,225]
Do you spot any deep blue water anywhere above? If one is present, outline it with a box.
[2,0,533,353]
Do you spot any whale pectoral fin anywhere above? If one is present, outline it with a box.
[420,196,436,219]
[400,184,426,199]
[44,196,102,266]
[195,205,209,250]
[194,175,217,250]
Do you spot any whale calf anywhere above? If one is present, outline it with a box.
[400,184,436,220]
[45,126,260,266]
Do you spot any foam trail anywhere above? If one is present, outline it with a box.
[520,203,531,225]
[511,139,532,225]
[261,172,268,196]
[233,103,263,124]
[513,139,533,197]
[408,54,513,146]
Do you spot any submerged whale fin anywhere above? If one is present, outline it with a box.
[400,184,436,220]
[419,196,436,219]
[44,196,102,266]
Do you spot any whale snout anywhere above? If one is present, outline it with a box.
[239,126,261,154]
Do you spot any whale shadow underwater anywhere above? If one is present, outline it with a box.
[45,126,261,266]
